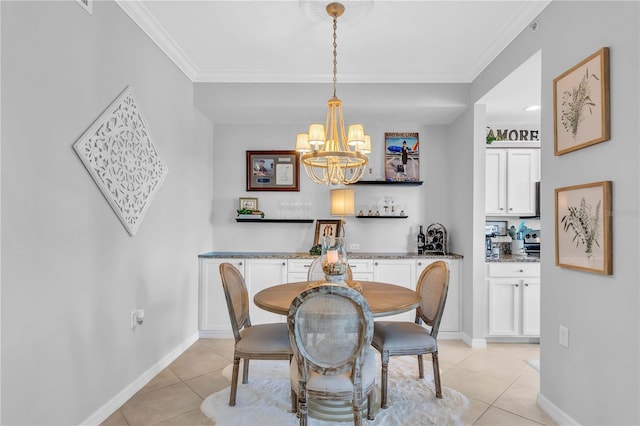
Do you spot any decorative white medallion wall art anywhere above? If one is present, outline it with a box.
[74,86,168,236]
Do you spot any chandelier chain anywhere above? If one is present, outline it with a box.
[332,14,338,98]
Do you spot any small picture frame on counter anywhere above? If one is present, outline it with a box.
[239,197,258,211]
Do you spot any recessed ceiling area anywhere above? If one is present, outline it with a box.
[117,1,549,125]
[480,50,542,126]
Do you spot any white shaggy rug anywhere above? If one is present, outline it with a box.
[201,355,469,426]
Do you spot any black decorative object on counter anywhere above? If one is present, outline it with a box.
[424,223,448,255]
[417,225,426,255]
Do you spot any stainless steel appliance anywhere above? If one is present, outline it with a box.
[524,230,540,256]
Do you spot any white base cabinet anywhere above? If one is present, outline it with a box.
[487,262,540,337]
[373,259,416,322]
[198,258,244,335]
[244,259,288,325]
[416,259,461,333]
[199,255,462,338]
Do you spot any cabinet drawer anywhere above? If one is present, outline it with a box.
[487,262,540,277]
[287,259,316,273]
[348,259,374,273]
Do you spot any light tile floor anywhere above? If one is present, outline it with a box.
[101,339,556,426]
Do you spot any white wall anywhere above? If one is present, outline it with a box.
[1,1,213,424]
[210,122,456,253]
[470,1,639,424]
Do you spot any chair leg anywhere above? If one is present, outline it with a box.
[418,354,425,379]
[432,351,442,399]
[229,357,240,406]
[380,351,390,409]
[290,388,297,413]
[367,389,376,420]
[299,396,308,426]
[353,393,363,426]
[242,358,250,384]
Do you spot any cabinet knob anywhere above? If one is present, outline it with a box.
[515,283,519,287]
[374,262,379,266]
[238,261,243,266]
[303,264,311,268]
[350,265,357,268]
[417,262,422,266]
[519,269,524,273]
[500,208,504,211]
[509,208,513,211]
[282,262,286,266]
[524,283,529,286]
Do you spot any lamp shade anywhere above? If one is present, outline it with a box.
[358,134,372,154]
[330,188,355,216]
[347,124,365,146]
[308,124,326,147]
[295,133,312,153]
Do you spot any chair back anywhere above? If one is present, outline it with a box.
[416,261,450,339]
[307,257,353,282]
[219,262,251,342]
[288,285,373,379]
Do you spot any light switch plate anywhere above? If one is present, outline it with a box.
[559,325,569,348]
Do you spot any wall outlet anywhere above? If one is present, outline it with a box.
[349,243,360,251]
[559,325,569,348]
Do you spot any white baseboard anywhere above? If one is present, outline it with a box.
[461,332,487,348]
[199,329,234,339]
[80,331,199,426]
[537,392,580,426]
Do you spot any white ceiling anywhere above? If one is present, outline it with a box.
[117,0,548,125]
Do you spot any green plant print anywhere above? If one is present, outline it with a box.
[561,197,601,256]
[561,68,599,139]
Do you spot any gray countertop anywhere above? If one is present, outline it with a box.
[486,254,540,263]
[198,251,463,260]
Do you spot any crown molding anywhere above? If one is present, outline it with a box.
[465,1,550,81]
[115,0,198,81]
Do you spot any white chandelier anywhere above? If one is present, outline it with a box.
[295,2,370,186]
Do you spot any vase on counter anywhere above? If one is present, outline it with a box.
[320,236,348,284]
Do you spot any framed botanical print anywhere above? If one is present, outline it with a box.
[555,181,612,275]
[553,47,610,155]
[384,132,420,182]
[246,150,300,191]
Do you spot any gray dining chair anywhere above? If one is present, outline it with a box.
[288,285,376,426]
[219,262,293,406]
[371,260,450,408]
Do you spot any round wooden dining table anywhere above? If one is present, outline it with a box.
[254,280,420,318]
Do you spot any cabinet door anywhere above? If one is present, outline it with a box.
[521,278,540,336]
[416,259,460,333]
[244,259,288,325]
[488,278,520,336]
[374,259,416,322]
[348,258,374,281]
[485,149,507,215]
[506,149,537,215]
[199,258,244,333]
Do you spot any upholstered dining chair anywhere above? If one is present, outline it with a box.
[306,257,353,281]
[371,260,450,409]
[288,285,376,426]
[219,262,293,406]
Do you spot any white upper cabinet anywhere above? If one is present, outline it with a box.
[486,148,539,216]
